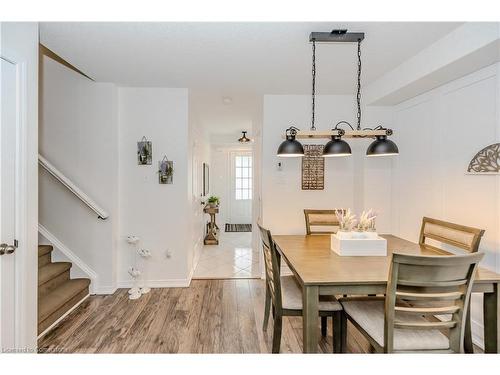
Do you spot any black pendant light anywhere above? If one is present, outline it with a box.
[366,135,399,157]
[323,135,352,157]
[277,126,304,157]
[238,131,251,143]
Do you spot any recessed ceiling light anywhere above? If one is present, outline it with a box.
[222,97,232,104]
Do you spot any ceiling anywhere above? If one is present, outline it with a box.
[190,91,260,137]
[40,22,462,95]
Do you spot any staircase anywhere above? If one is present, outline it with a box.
[38,244,90,335]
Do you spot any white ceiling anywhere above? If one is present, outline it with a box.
[190,91,260,137]
[40,22,462,95]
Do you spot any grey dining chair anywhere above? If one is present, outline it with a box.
[340,252,484,353]
[257,223,343,353]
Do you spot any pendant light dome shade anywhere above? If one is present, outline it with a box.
[277,126,304,157]
[366,136,399,157]
[322,136,352,157]
[277,137,304,157]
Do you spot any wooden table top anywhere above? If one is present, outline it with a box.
[273,234,500,286]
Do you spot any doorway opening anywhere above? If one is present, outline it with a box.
[190,92,261,279]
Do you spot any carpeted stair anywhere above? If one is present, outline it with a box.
[38,244,90,335]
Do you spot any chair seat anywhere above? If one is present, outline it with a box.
[341,299,450,351]
[281,276,342,312]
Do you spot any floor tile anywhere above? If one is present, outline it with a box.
[193,231,260,279]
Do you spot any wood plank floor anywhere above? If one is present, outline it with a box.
[38,279,374,353]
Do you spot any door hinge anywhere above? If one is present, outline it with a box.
[14,239,18,248]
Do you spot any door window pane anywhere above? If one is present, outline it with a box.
[235,155,252,200]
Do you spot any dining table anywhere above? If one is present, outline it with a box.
[272,234,500,353]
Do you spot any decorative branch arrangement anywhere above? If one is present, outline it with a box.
[335,209,357,232]
[357,209,377,231]
[336,208,378,232]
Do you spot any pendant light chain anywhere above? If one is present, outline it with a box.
[311,39,316,131]
[356,39,362,131]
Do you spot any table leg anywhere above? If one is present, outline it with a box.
[483,283,499,353]
[302,285,319,353]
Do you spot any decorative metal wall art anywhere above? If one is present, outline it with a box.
[301,145,324,190]
[158,156,174,184]
[137,136,152,165]
[467,143,500,174]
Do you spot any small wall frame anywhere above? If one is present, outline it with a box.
[159,156,174,184]
[137,136,152,165]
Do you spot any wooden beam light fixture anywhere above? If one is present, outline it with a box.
[277,29,399,158]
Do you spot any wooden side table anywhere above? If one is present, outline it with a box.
[203,204,219,245]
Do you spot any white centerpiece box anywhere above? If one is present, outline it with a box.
[331,232,387,256]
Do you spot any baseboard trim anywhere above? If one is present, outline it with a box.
[92,285,118,295]
[117,278,192,289]
[37,293,90,340]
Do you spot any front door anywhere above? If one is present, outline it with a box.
[0,56,19,350]
[229,152,252,224]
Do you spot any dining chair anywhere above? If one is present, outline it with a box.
[303,209,344,235]
[257,223,343,353]
[419,217,485,253]
[340,252,484,353]
[419,217,485,352]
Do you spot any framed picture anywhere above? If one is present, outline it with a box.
[203,163,209,196]
[158,157,174,184]
[137,136,152,165]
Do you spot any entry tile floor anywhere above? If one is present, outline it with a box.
[193,231,261,279]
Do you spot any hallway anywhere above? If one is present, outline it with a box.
[193,232,260,279]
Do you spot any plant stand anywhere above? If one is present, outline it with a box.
[204,204,219,245]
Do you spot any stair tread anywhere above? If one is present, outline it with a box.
[38,278,90,322]
[38,245,53,257]
[38,262,72,286]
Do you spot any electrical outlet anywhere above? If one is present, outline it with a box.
[165,249,172,259]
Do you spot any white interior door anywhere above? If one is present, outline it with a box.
[0,57,18,350]
[229,152,252,224]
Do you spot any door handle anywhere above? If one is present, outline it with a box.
[0,243,16,255]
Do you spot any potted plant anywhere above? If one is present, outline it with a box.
[207,196,220,208]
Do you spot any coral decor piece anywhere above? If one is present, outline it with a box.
[358,209,377,231]
[467,143,500,174]
[335,209,357,232]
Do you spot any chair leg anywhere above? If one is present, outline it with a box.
[464,300,474,353]
[333,311,342,353]
[340,312,347,353]
[263,286,271,331]
[321,316,327,337]
[272,315,283,353]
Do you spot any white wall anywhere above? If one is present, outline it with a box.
[262,95,393,234]
[0,21,39,350]
[187,102,211,274]
[39,57,119,293]
[390,63,500,347]
[118,87,191,286]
